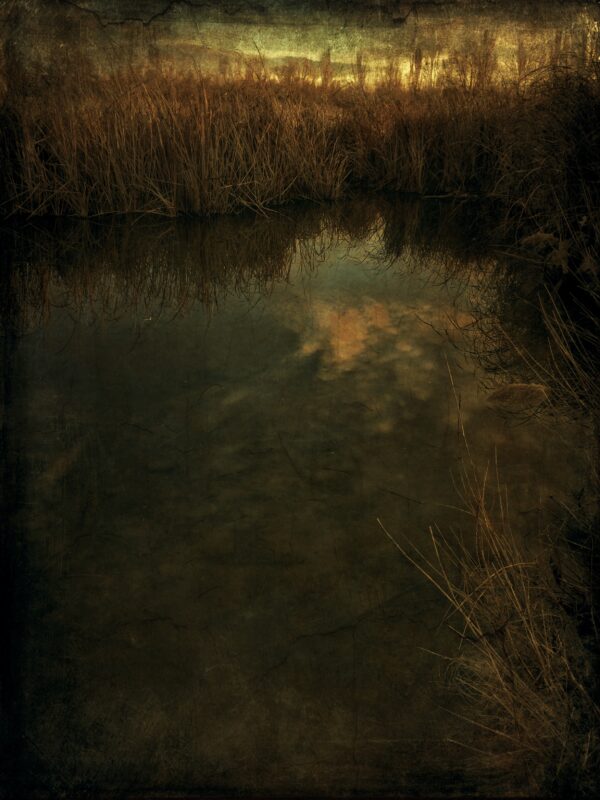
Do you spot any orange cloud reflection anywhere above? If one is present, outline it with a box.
[302,300,392,368]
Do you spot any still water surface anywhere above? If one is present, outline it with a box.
[1,201,588,794]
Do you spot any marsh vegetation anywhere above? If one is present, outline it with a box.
[0,27,598,230]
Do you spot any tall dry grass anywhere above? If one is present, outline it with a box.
[0,30,598,230]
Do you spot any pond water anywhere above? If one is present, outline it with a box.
[0,200,589,795]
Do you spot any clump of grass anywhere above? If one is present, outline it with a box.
[380,466,600,796]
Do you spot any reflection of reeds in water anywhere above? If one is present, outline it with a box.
[0,196,501,328]
[0,207,325,324]
[380,463,600,796]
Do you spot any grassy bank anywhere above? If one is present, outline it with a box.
[384,193,600,795]
[382,465,600,796]
[384,230,600,787]
[0,34,598,234]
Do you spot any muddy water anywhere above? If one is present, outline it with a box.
[1,202,589,795]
